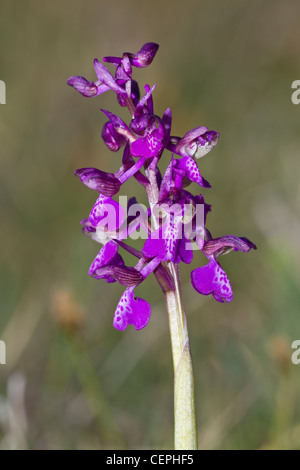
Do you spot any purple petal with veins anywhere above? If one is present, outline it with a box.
[135,84,156,114]
[174,157,211,188]
[191,259,233,303]
[142,214,183,263]
[167,128,219,159]
[101,122,126,152]
[203,235,257,257]
[88,241,124,282]
[159,157,174,201]
[75,168,121,196]
[144,84,154,114]
[118,157,147,184]
[113,288,151,331]
[130,42,159,68]
[102,55,122,65]
[89,194,125,231]
[142,226,165,260]
[92,265,143,286]
[67,76,109,97]
[130,129,163,158]
[163,215,181,261]
[175,236,193,264]
[130,113,155,134]
[103,43,159,70]
[101,109,130,132]
[93,59,128,99]
[101,109,134,142]
[115,65,130,83]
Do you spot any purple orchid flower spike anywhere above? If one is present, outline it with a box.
[191,235,257,303]
[69,41,255,330]
[69,41,257,451]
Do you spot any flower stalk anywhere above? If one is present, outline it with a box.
[164,263,197,449]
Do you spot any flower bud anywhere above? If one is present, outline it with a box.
[131,43,159,68]
[74,168,121,196]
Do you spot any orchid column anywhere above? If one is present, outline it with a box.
[68,42,256,450]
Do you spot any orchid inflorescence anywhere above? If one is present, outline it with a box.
[68,42,256,332]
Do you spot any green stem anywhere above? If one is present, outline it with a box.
[144,159,197,449]
[164,263,197,450]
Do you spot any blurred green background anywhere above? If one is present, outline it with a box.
[0,0,300,450]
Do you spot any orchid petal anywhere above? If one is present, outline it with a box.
[89,194,125,231]
[130,43,159,68]
[191,259,233,303]
[203,235,257,256]
[67,76,107,97]
[113,289,151,331]
[93,59,127,99]
[174,157,211,188]
[75,167,121,196]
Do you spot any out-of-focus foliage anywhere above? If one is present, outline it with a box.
[0,0,300,449]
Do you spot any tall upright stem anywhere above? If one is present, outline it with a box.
[164,263,197,450]
[145,161,197,450]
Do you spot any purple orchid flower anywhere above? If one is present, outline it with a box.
[103,42,159,69]
[74,168,121,197]
[88,240,143,287]
[67,60,119,99]
[167,127,219,159]
[191,235,257,303]
[113,256,161,331]
[69,42,256,332]
[101,121,127,152]
[113,287,151,331]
